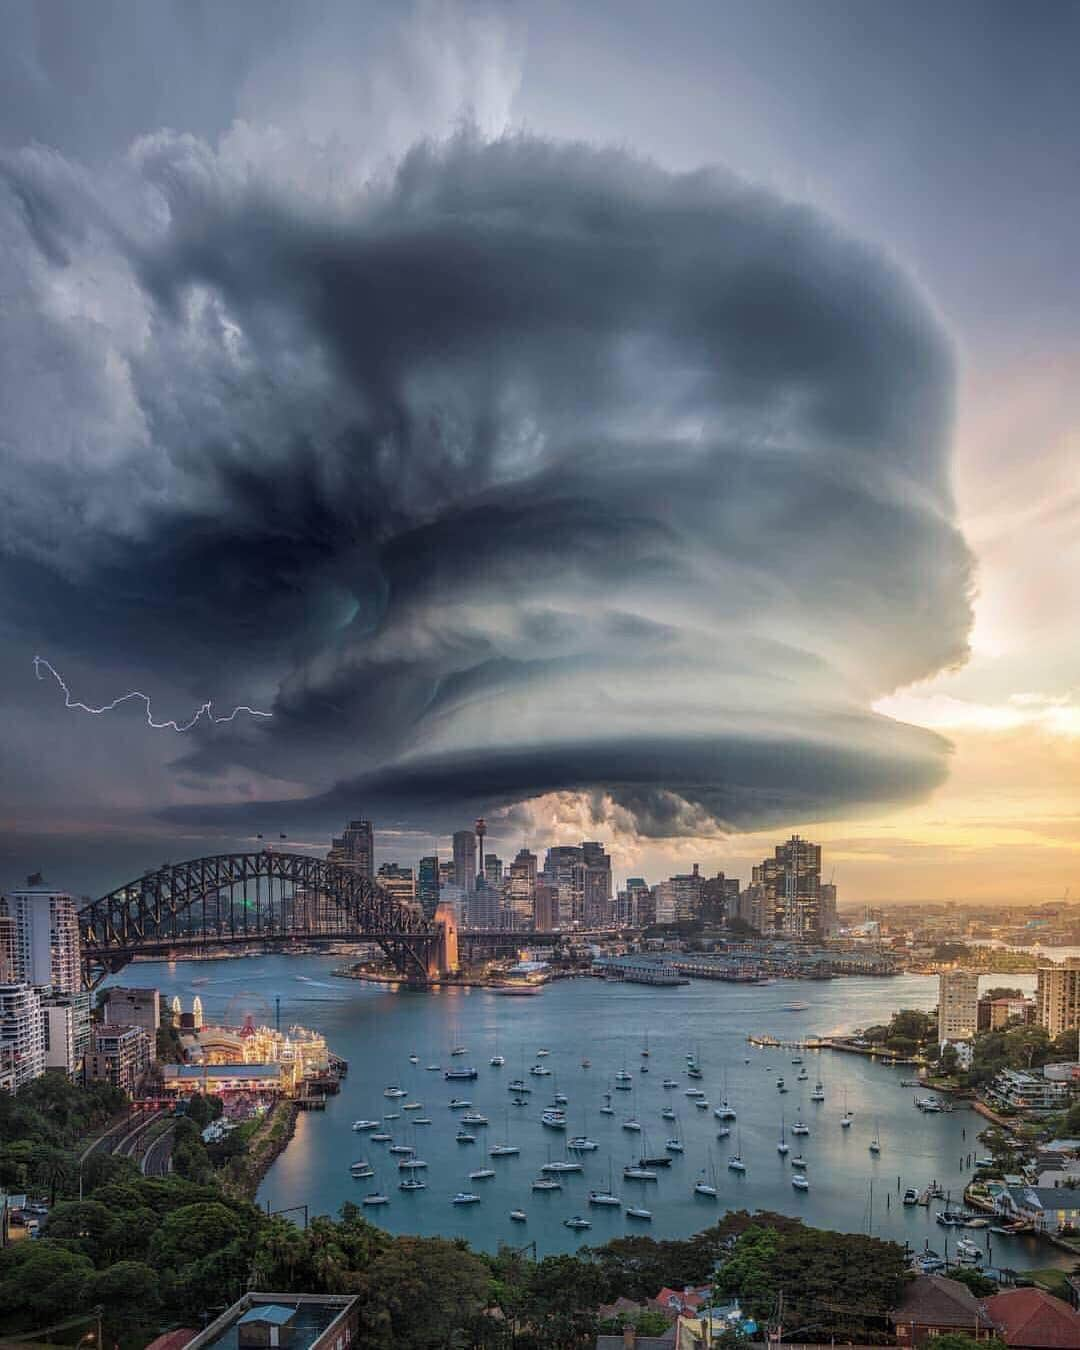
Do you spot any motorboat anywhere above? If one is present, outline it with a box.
[791,1119,810,1136]
[614,1080,633,1092]
[581,1058,591,1068]
[352,1120,379,1131]
[448,1099,472,1109]
[536,1048,551,1056]
[964,1217,990,1229]
[776,1077,786,1092]
[687,1065,703,1080]
[490,1054,506,1067]
[599,1103,615,1114]
[362,1193,389,1206]
[666,1138,684,1153]
[588,1191,622,1207]
[397,1157,427,1170]
[460,1112,488,1125]
[425,1064,441,1072]
[452,1192,480,1204]
[388,1144,415,1155]
[510,1209,527,1222]
[715,1102,737,1121]
[564,1215,591,1230]
[384,1086,407,1098]
[791,1056,803,1065]
[530,1065,552,1077]
[489,1144,520,1157]
[662,1078,679,1089]
[797,1070,809,1082]
[661,1107,676,1121]
[694,1177,718,1197]
[383,1113,400,1121]
[445,1067,479,1081]
[451,1046,468,1056]
[685,1088,706,1099]
[640,1064,649,1074]
[455,1130,476,1144]
[622,1118,642,1132]
[370,1131,392,1143]
[408,1053,419,1063]
[790,1155,807,1169]
[414,1117,431,1125]
[716,1126,731,1139]
[955,1239,983,1263]
[614,1069,633,1082]
[553,1092,568,1105]
[512,1097,528,1107]
[468,1168,495,1180]
[694,1099,709,1109]
[399,1178,426,1191]
[541,1110,567,1129]
[531,1176,561,1190]
[350,1162,375,1178]
[567,1136,598,1151]
[402,1102,423,1112]
[792,1175,809,1191]
[508,1079,531,1093]
[626,1206,652,1220]
[810,1082,825,1102]
[903,1188,920,1205]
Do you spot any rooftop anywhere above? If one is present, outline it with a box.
[890,1274,999,1332]
[984,1288,1080,1349]
[184,1295,356,1350]
[162,1063,282,1080]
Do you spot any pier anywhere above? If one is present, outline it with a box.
[747,1033,832,1050]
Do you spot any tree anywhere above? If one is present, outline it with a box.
[939,1044,960,1076]
[947,1266,997,1297]
[355,1236,492,1348]
[928,1336,1007,1350]
[91,1260,161,1339]
[0,1241,94,1329]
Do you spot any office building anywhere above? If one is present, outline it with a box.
[417,856,440,918]
[327,820,374,881]
[484,854,503,888]
[670,865,704,922]
[376,863,415,906]
[1,886,82,993]
[0,982,45,1091]
[624,878,651,926]
[438,859,454,887]
[938,970,981,1043]
[582,842,612,926]
[1037,959,1080,1039]
[544,846,585,925]
[534,881,559,931]
[508,848,538,927]
[750,836,823,938]
[653,880,677,925]
[453,830,477,893]
[86,1023,151,1095]
[104,986,161,1040]
[467,879,500,930]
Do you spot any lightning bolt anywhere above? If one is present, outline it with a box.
[33,656,273,731]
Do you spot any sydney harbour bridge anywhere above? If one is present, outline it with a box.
[76,850,454,989]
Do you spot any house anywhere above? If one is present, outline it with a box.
[890,1274,1001,1345]
[178,1294,359,1350]
[595,1329,676,1349]
[652,1287,711,1315]
[983,1288,1080,1349]
[144,1332,197,1350]
[997,1185,1080,1235]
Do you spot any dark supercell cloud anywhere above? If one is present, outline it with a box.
[0,130,972,841]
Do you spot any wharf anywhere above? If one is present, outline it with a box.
[747,1033,832,1050]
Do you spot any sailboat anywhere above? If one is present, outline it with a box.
[777,1115,790,1155]
[489,1107,520,1157]
[641,1028,650,1058]
[841,1089,853,1128]
[666,1116,684,1153]
[362,1164,390,1206]
[568,1106,598,1152]
[727,1131,747,1172]
[869,1118,881,1154]
[694,1147,718,1196]
[810,1079,825,1102]
[589,1161,622,1207]
[490,1029,505,1068]
[599,1090,615,1116]
[714,1072,736,1120]
[791,1112,810,1136]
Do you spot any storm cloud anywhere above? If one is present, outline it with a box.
[0,126,972,842]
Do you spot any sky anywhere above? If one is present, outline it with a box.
[1,1,1077,904]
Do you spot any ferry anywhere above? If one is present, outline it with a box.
[452,1192,480,1205]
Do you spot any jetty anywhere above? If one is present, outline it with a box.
[747,1034,832,1050]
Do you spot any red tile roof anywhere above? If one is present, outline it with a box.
[891,1274,999,1332]
[144,1331,196,1350]
[984,1288,1080,1349]
[653,1286,708,1312]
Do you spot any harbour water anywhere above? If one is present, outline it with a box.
[125,956,1065,1268]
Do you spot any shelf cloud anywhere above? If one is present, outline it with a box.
[0,127,972,840]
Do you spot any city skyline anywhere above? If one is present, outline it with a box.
[2,3,1079,905]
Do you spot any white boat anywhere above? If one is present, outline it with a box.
[797,1069,809,1081]
[425,1064,441,1072]
[553,1092,568,1105]
[490,1054,506,1066]
[388,1144,415,1155]
[489,1144,520,1157]
[716,1126,731,1139]
[530,1065,552,1077]
[791,1118,810,1136]
[614,1069,633,1082]
[455,1130,476,1143]
[714,1102,737,1121]
[791,1155,807,1169]
[384,1086,407,1098]
[869,1116,882,1154]
[383,1113,400,1121]
[408,1053,419,1063]
[588,1190,622,1207]
[460,1112,488,1125]
[350,1162,374,1178]
[955,1238,983,1263]
[626,1206,652,1220]
[791,1174,809,1191]
[451,1046,468,1056]
[727,1132,747,1173]
[599,1104,615,1115]
[662,1078,679,1089]
[542,1159,583,1173]
[684,1088,705,1098]
[841,1089,853,1127]
[448,1099,471,1109]
[537,1048,551,1056]
[694,1099,709,1110]
[414,1118,431,1125]
[352,1119,379,1131]
[469,1168,495,1180]
[661,1107,676,1121]
[695,1147,719,1196]
[810,1082,825,1102]
[397,1157,428,1170]
[370,1132,392,1142]
[777,1116,790,1155]
[445,1067,479,1081]
[452,1192,480,1204]
[622,1118,642,1132]
[508,1080,531,1093]
[541,1110,567,1129]
[510,1209,527,1222]
[402,1102,423,1111]
[564,1215,591,1230]
[531,1176,561,1191]
[362,1193,389,1206]
[666,1137,684,1153]
[623,1165,657,1181]
[399,1177,426,1191]
[567,1136,598,1151]
[903,1187,920,1205]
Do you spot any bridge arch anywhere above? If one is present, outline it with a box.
[78,850,437,987]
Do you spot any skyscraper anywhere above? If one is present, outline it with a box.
[938,970,981,1043]
[484,854,503,888]
[0,981,45,1090]
[1036,958,1080,1039]
[582,842,612,926]
[508,848,538,927]
[751,836,823,938]
[328,820,374,881]
[417,856,440,918]
[453,830,477,893]
[0,886,82,992]
[376,863,416,906]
